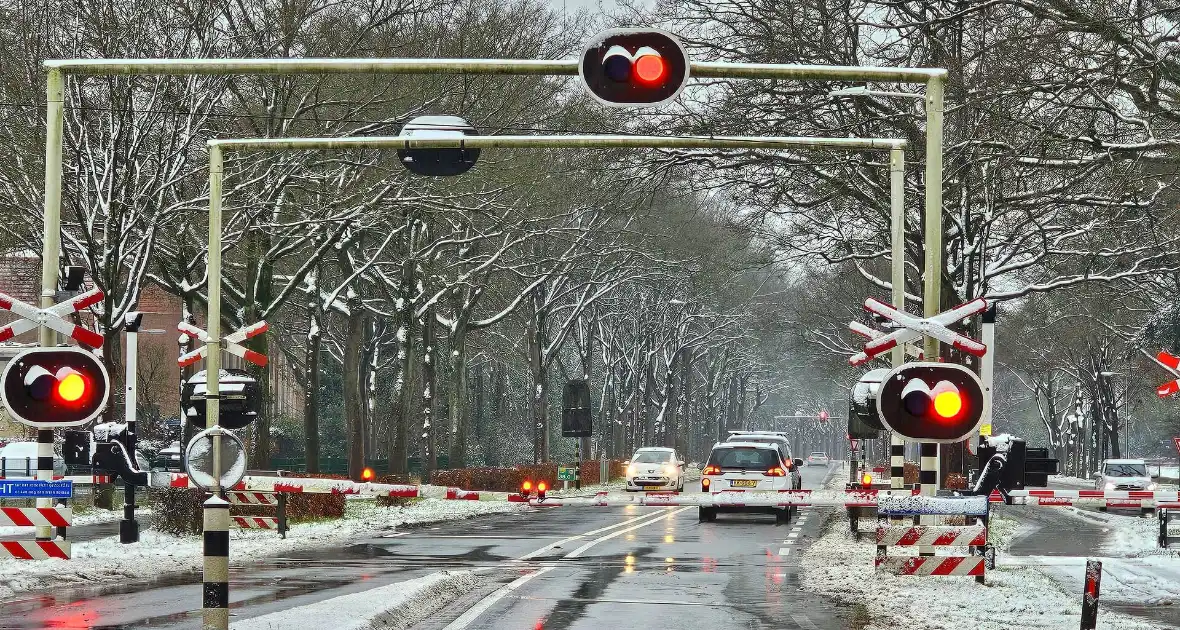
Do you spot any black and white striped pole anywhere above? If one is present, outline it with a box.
[203,494,230,628]
[185,426,247,630]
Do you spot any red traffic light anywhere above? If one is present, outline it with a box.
[2,348,109,429]
[580,29,690,107]
[876,362,985,442]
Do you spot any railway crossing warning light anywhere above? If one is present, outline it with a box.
[360,467,375,482]
[579,29,690,107]
[536,480,548,500]
[1,348,109,428]
[875,362,986,442]
[181,368,262,430]
[519,479,534,500]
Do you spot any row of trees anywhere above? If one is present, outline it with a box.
[0,0,1177,477]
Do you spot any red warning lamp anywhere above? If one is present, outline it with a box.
[633,51,666,83]
[57,369,87,403]
[861,472,873,489]
[537,480,548,500]
[360,467,375,482]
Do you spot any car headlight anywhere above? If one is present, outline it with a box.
[627,464,635,476]
[663,464,675,476]
[1104,482,1115,490]
[1148,482,1159,491]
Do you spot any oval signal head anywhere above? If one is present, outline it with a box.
[56,369,87,403]
[360,467,375,482]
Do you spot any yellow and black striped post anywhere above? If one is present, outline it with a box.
[202,494,230,630]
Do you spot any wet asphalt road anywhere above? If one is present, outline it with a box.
[0,464,847,630]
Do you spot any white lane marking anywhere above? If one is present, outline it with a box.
[565,507,693,559]
[792,613,822,630]
[379,532,408,538]
[442,567,555,630]
[787,532,799,539]
[447,507,692,630]
[778,548,791,556]
[517,511,672,560]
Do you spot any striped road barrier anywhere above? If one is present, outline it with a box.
[0,506,72,528]
[876,494,990,582]
[0,540,71,560]
[228,491,287,538]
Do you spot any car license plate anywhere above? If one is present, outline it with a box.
[643,485,663,490]
[730,479,757,488]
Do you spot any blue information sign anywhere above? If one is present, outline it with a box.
[0,480,73,499]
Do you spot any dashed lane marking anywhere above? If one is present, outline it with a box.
[778,547,791,556]
[787,532,799,539]
[792,613,822,630]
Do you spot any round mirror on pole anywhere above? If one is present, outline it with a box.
[185,426,248,490]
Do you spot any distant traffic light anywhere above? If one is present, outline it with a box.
[579,29,690,107]
[1,348,109,428]
[875,362,986,442]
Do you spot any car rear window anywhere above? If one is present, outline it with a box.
[708,447,779,470]
[811,452,827,457]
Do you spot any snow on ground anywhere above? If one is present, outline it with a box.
[232,569,482,630]
[1049,474,1094,488]
[0,498,524,600]
[800,513,1160,630]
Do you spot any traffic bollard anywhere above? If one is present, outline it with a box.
[1081,559,1102,630]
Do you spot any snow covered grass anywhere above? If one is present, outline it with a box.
[232,569,483,630]
[0,505,149,537]
[800,512,1160,629]
[0,497,524,600]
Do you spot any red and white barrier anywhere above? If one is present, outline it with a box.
[1009,489,1177,507]
[445,488,480,501]
[876,556,985,576]
[0,540,71,560]
[228,492,279,506]
[876,525,987,547]
[525,489,916,508]
[0,507,71,528]
[232,516,279,530]
[152,472,420,498]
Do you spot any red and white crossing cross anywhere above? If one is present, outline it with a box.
[177,320,269,368]
[1156,351,1180,398]
[0,287,104,348]
[850,297,988,367]
[848,320,923,365]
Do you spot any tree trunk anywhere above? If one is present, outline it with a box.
[422,305,438,474]
[472,364,485,466]
[389,255,416,475]
[677,349,693,456]
[343,305,366,481]
[303,301,321,473]
[528,288,549,463]
[447,324,469,468]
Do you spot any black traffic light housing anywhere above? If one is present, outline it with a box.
[396,115,480,177]
[876,362,986,442]
[975,436,1058,494]
[562,379,592,438]
[181,368,262,430]
[579,28,690,107]
[848,368,888,439]
[1,347,110,429]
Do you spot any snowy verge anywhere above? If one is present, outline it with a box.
[0,506,152,537]
[0,498,524,601]
[232,569,483,630]
[800,511,1158,629]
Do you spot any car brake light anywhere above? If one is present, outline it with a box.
[766,467,786,477]
[703,465,721,475]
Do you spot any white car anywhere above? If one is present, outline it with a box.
[699,442,797,524]
[726,431,802,490]
[1095,459,1156,492]
[806,452,831,467]
[625,447,685,492]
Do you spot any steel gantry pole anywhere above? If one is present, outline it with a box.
[919,74,946,558]
[889,147,908,497]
